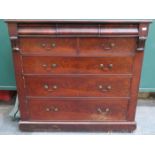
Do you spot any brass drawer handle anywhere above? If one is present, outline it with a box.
[52,85,58,90]
[41,42,56,49]
[108,64,113,69]
[41,43,46,48]
[46,107,59,112]
[51,63,57,68]
[99,64,113,70]
[42,64,48,68]
[102,43,115,50]
[42,63,57,69]
[97,107,110,114]
[98,85,112,92]
[44,84,58,91]
[46,107,50,112]
[51,42,56,48]
[44,84,49,89]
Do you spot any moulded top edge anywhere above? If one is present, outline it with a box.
[5,19,152,23]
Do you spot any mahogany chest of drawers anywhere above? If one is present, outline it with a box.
[6,20,151,132]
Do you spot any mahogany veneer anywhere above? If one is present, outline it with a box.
[22,57,133,74]
[28,98,129,121]
[25,75,131,97]
[6,20,151,132]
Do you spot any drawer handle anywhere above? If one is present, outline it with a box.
[44,84,58,91]
[51,63,57,68]
[51,42,56,48]
[102,43,115,50]
[98,85,112,92]
[42,64,57,69]
[41,42,56,49]
[46,107,59,112]
[97,107,110,114]
[42,64,48,68]
[99,64,113,70]
[41,43,46,48]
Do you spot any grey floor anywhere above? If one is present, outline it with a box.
[0,99,155,135]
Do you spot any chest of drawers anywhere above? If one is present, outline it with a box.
[6,20,151,132]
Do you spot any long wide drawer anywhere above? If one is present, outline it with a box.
[28,99,128,121]
[27,98,129,121]
[19,37,137,56]
[22,56,133,74]
[25,75,131,97]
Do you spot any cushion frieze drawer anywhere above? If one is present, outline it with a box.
[17,23,139,36]
[22,56,134,74]
[25,75,131,97]
[27,98,129,121]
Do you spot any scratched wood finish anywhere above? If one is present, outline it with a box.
[22,56,134,74]
[28,98,129,121]
[6,20,151,132]
[19,121,136,132]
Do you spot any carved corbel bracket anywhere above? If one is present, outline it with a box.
[7,23,19,52]
[137,23,149,52]
[136,36,147,52]
[10,36,20,52]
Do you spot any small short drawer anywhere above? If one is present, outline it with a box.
[79,37,137,56]
[27,98,129,121]
[25,75,131,97]
[19,37,77,56]
[22,56,133,74]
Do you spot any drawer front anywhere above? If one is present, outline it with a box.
[22,56,133,74]
[25,76,131,97]
[19,37,136,56]
[79,38,137,56]
[19,37,77,55]
[18,23,139,36]
[28,98,129,121]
